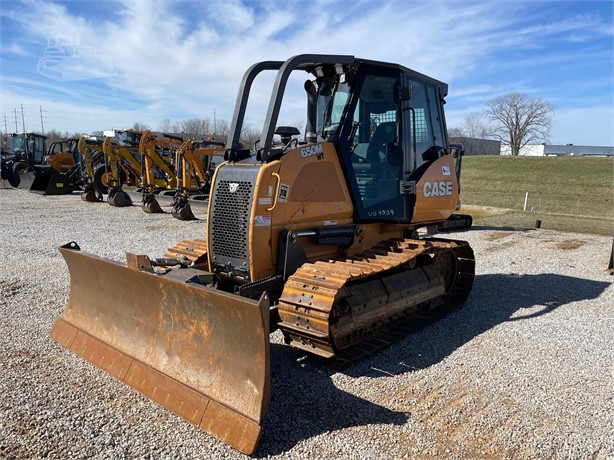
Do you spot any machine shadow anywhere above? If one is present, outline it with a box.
[255,273,610,456]
[257,342,408,457]
[341,273,611,377]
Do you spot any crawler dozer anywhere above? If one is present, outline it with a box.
[51,55,475,455]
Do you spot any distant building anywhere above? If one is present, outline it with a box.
[500,143,614,157]
[449,137,501,156]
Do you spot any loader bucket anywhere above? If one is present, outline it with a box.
[50,243,271,455]
[30,165,79,195]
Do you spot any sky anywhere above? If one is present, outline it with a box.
[1,0,613,146]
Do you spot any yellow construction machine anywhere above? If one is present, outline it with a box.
[100,133,144,207]
[169,137,225,220]
[138,130,184,212]
[51,55,475,455]
[138,131,225,216]
[78,136,107,202]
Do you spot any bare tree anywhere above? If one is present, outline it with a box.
[448,113,490,154]
[179,118,213,138]
[486,93,554,156]
[464,112,488,139]
[448,127,465,138]
[158,118,178,133]
[239,123,261,150]
[132,122,150,131]
[213,119,230,143]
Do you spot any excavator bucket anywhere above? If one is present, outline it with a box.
[30,165,80,195]
[80,183,103,202]
[107,187,132,207]
[50,243,271,455]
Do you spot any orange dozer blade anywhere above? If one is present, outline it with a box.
[50,244,271,455]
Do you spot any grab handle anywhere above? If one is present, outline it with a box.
[267,173,281,211]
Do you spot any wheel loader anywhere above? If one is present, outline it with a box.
[1,132,47,189]
[51,54,475,455]
[4,134,84,194]
[31,138,85,194]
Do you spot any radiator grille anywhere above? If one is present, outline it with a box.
[211,180,253,260]
[209,164,259,279]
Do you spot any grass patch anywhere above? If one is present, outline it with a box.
[459,156,614,235]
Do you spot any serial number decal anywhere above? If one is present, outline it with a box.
[423,180,453,197]
[301,144,324,159]
[368,209,395,217]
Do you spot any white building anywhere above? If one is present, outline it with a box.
[500,143,614,157]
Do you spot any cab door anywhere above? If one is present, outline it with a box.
[337,70,410,223]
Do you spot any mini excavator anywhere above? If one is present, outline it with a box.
[51,55,475,455]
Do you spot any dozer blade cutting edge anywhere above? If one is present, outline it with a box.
[50,242,271,455]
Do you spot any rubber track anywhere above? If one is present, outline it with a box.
[277,237,475,361]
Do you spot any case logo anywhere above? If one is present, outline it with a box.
[423,181,453,197]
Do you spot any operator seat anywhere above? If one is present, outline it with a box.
[366,121,396,163]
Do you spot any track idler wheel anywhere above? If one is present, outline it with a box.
[81,183,103,202]
[171,194,196,220]
[107,186,132,207]
[142,192,163,213]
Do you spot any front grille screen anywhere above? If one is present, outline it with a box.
[209,165,259,278]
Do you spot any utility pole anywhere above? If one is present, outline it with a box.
[213,108,217,136]
[39,106,45,134]
[20,104,26,133]
[2,115,7,148]
[13,108,19,132]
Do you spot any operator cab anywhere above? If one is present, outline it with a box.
[224,55,451,225]
[314,61,449,223]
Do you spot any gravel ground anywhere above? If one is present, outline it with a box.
[0,185,612,460]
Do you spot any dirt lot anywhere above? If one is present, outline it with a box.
[1,187,612,459]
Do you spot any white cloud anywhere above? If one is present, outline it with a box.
[1,0,611,145]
